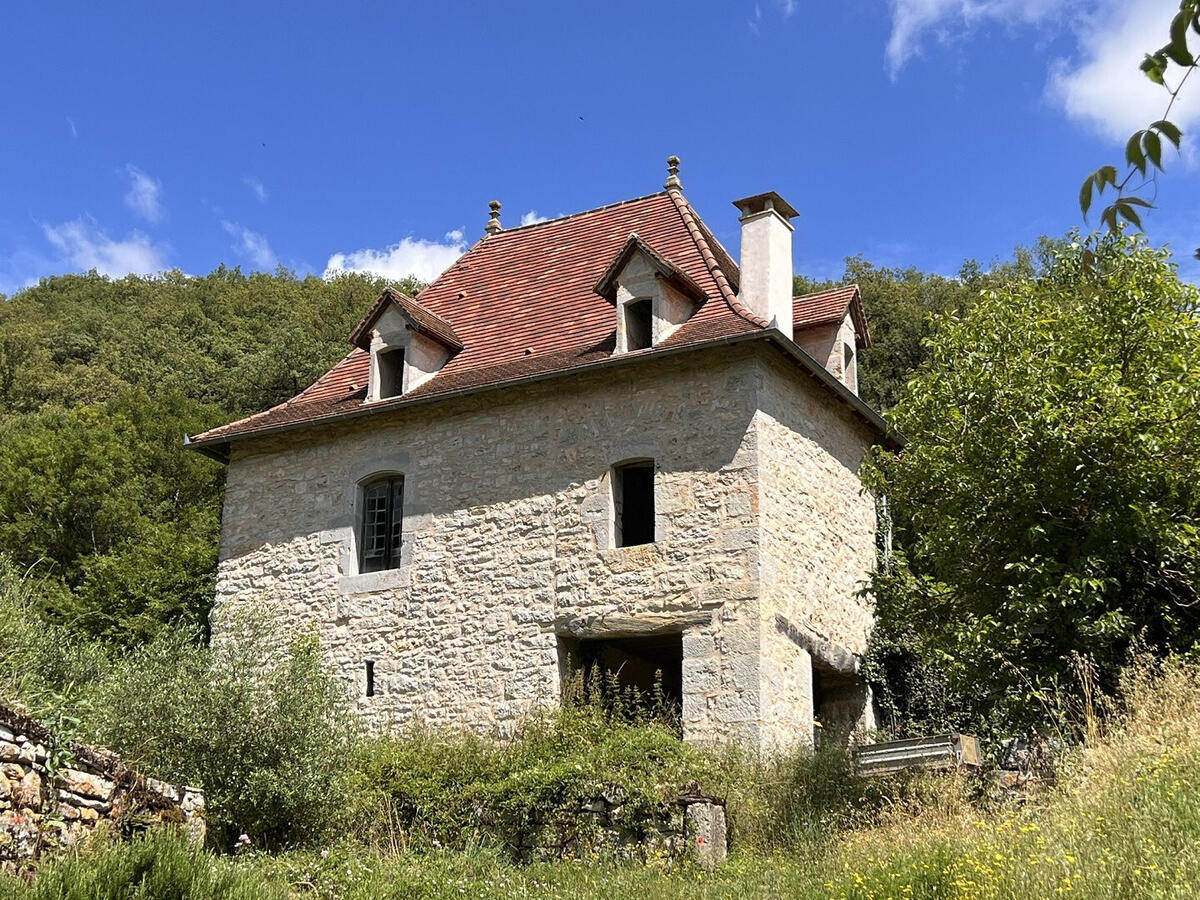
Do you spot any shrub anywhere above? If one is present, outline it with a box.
[0,565,357,850]
[348,703,723,860]
[84,616,358,850]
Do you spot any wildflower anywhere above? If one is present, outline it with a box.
[321,849,330,859]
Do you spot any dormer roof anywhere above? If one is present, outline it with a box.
[350,286,464,352]
[793,285,872,349]
[593,233,706,304]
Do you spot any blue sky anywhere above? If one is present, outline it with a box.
[2,0,1196,296]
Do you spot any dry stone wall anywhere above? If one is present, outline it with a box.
[0,705,204,869]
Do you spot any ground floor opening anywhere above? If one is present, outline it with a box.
[558,632,683,724]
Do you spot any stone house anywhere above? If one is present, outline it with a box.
[187,159,894,751]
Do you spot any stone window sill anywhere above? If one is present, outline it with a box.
[338,567,408,596]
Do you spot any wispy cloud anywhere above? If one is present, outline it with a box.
[324,230,467,282]
[885,0,1069,77]
[244,176,268,203]
[123,165,164,223]
[520,210,550,226]
[65,117,77,140]
[222,221,277,270]
[42,218,169,277]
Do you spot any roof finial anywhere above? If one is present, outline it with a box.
[485,200,503,236]
[664,155,682,192]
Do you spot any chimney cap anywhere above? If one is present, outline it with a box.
[485,200,503,236]
[664,155,682,192]
[731,191,798,221]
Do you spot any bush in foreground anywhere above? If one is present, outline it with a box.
[7,657,1200,898]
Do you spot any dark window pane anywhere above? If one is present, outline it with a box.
[378,349,405,399]
[359,476,404,572]
[616,462,654,547]
[625,298,653,351]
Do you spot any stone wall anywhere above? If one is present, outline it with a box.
[214,341,878,750]
[0,705,204,869]
[757,352,878,746]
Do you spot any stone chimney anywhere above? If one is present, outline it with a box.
[732,192,798,338]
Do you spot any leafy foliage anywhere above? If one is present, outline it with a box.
[0,268,418,643]
[795,248,1039,412]
[865,232,1200,733]
[0,563,358,850]
[1080,1,1198,255]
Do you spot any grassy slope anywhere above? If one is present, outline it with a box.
[5,660,1200,899]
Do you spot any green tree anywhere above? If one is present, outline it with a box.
[866,233,1200,732]
[0,267,422,644]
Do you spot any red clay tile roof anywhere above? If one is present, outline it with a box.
[793,285,872,349]
[189,190,879,452]
[350,286,464,351]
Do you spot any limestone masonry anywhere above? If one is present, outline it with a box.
[193,164,892,750]
[0,705,204,869]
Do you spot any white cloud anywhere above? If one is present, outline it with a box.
[66,117,77,139]
[520,210,550,226]
[42,218,168,277]
[222,221,277,270]
[886,0,1197,149]
[244,176,268,203]
[323,230,467,282]
[885,0,1071,76]
[123,165,163,223]
[1048,0,1200,143]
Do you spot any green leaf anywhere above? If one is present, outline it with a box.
[1145,130,1164,171]
[1126,132,1148,174]
[1168,11,1195,66]
[1142,52,1168,85]
[1099,165,1119,188]
[1123,196,1153,208]
[1100,205,1119,233]
[1080,175,1095,217]
[1117,201,1144,230]
[1152,119,1184,148]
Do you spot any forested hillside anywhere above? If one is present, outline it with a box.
[0,255,1023,646]
[0,268,418,643]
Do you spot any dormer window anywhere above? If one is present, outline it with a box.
[349,287,464,404]
[377,348,405,399]
[625,298,653,351]
[595,234,704,356]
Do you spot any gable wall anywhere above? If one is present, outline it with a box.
[215,346,767,745]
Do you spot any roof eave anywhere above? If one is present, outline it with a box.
[185,329,902,459]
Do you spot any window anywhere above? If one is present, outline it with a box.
[377,348,405,399]
[614,460,654,547]
[625,298,653,351]
[359,476,404,572]
[365,660,376,697]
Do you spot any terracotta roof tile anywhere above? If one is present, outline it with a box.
[190,190,875,449]
[793,285,872,348]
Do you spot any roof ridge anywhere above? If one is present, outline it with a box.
[665,190,767,328]
[488,191,672,238]
[795,283,859,300]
